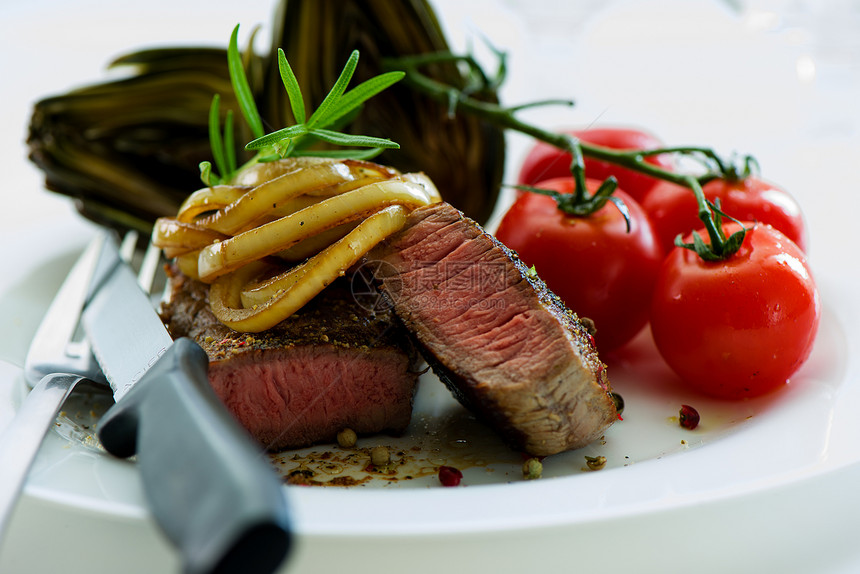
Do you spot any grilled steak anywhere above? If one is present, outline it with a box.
[161,268,420,451]
[368,202,617,456]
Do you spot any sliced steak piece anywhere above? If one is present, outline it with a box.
[161,268,420,452]
[368,202,617,456]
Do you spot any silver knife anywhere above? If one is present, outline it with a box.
[81,232,292,574]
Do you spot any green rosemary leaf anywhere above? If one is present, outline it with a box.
[199,161,218,186]
[324,71,405,127]
[277,48,306,124]
[208,94,228,180]
[228,24,264,139]
[308,128,399,149]
[292,148,384,160]
[224,109,236,174]
[306,50,359,128]
[245,124,308,150]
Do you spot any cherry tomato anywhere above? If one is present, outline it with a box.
[517,127,673,203]
[642,176,808,255]
[650,222,820,400]
[495,177,663,352]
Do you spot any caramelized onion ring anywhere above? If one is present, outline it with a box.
[209,205,409,332]
[197,177,436,282]
[152,158,440,331]
[175,250,203,280]
[176,185,249,222]
[276,220,360,262]
[152,219,228,259]
[201,160,397,235]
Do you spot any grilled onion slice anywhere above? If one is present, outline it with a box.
[197,177,437,281]
[153,158,441,331]
[209,204,410,332]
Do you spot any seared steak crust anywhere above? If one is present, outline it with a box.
[369,202,617,456]
[161,268,420,451]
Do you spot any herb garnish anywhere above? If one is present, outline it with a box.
[201,25,405,186]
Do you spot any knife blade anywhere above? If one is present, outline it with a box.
[81,232,292,574]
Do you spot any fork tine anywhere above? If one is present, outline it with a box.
[138,241,163,294]
[119,230,139,263]
[23,235,106,386]
[117,229,163,295]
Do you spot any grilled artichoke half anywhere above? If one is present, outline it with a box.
[28,47,261,232]
[27,0,505,232]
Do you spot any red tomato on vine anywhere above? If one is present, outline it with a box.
[495,177,663,352]
[517,127,673,203]
[650,222,820,399]
[642,176,808,255]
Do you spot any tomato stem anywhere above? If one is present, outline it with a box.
[385,51,750,259]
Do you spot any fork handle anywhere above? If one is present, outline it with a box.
[96,339,292,574]
[0,373,89,538]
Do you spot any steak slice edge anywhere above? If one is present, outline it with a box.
[369,202,617,456]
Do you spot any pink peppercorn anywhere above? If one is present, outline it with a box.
[679,405,700,430]
[438,465,463,487]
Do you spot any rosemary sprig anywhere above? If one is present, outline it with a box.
[228,26,265,141]
[245,49,403,155]
[201,25,405,186]
[203,93,236,186]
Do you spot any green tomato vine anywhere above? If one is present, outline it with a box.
[383,50,754,262]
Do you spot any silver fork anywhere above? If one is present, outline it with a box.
[0,232,146,537]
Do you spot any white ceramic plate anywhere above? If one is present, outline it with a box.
[2,0,860,572]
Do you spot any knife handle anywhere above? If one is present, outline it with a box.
[97,338,292,574]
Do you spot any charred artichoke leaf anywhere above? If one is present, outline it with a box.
[27,47,263,232]
[264,0,505,224]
